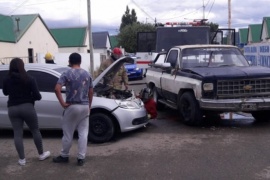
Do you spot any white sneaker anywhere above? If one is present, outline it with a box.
[18,158,26,166]
[39,151,51,161]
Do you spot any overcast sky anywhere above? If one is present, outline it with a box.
[0,0,269,35]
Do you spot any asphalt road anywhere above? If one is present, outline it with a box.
[1,79,270,180]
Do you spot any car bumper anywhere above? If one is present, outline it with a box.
[200,98,270,111]
[112,107,148,132]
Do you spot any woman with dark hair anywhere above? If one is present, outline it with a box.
[2,58,50,166]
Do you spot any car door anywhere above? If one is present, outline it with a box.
[160,49,179,102]
[27,70,63,129]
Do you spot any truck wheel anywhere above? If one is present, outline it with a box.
[88,113,115,143]
[152,87,166,111]
[252,111,270,122]
[178,92,203,126]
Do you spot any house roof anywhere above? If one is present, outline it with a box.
[109,35,118,48]
[92,31,110,49]
[50,27,87,47]
[239,28,248,44]
[248,24,262,43]
[0,13,57,44]
[0,14,15,42]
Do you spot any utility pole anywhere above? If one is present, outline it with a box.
[87,0,94,77]
[228,0,232,45]
[228,0,231,29]
[202,0,205,19]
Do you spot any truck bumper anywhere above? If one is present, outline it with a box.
[200,98,270,111]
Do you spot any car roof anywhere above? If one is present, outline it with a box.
[0,57,135,87]
[0,63,67,70]
[174,44,237,49]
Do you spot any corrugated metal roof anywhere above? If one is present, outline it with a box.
[0,13,57,45]
[0,14,15,42]
[239,28,248,44]
[50,27,87,47]
[249,24,262,43]
[11,14,39,42]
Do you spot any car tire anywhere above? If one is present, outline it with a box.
[152,86,166,111]
[178,92,203,126]
[252,111,270,122]
[88,113,115,143]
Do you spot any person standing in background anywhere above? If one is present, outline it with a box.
[2,58,50,166]
[44,52,56,64]
[98,47,128,90]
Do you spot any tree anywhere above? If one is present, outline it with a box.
[120,6,137,31]
[117,23,156,53]
[206,22,219,32]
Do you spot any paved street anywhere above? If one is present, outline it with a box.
[1,79,270,180]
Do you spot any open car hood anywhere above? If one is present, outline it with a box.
[92,56,139,101]
[93,56,134,87]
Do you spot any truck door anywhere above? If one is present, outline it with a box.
[160,49,179,103]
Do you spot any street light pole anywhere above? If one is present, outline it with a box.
[87,0,94,77]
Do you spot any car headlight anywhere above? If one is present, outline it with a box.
[203,83,213,91]
[135,67,140,71]
[115,99,141,109]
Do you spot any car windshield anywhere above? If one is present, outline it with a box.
[181,47,249,68]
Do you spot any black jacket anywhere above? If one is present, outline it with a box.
[2,73,42,107]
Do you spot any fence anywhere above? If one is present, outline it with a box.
[244,43,270,67]
[0,56,36,65]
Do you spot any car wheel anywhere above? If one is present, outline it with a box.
[252,111,270,122]
[152,86,166,111]
[178,92,203,126]
[88,113,115,143]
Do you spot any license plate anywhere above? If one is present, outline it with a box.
[241,103,257,110]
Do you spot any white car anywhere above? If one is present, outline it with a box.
[0,57,148,143]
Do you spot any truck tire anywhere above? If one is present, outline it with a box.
[178,92,203,126]
[252,111,270,122]
[152,87,166,111]
[88,113,115,143]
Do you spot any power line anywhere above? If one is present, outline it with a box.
[6,0,29,16]
[206,0,215,18]
[24,0,69,6]
[156,7,203,21]
[0,0,29,23]
[130,0,155,21]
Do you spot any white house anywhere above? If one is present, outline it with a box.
[0,14,58,64]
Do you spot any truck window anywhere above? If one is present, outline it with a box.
[166,50,178,67]
[182,48,249,68]
[156,26,210,52]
